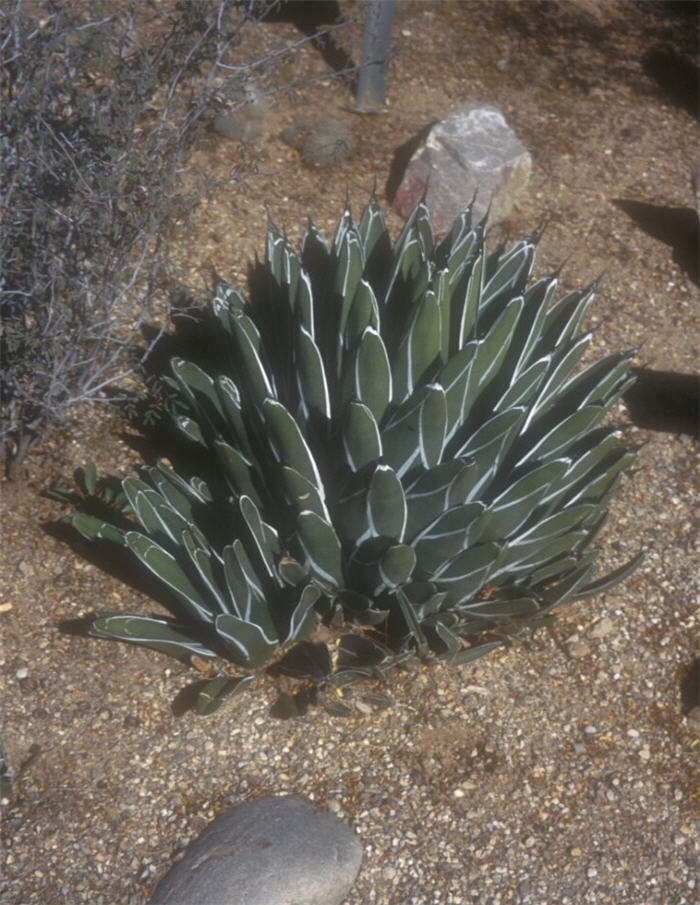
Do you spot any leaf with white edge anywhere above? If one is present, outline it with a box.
[566,450,636,506]
[174,415,206,446]
[240,495,280,583]
[405,459,479,539]
[486,241,535,300]
[575,551,644,598]
[525,333,592,426]
[494,356,550,412]
[229,311,274,406]
[378,544,416,588]
[459,596,540,620]
[285,584,321,644]
[368,464,407,540]
[435,542,501,604]
[381,386,435,478]
[510,277,558,378]
[516,406,605,468]
[214,441,261,505]
[90,614,217,662]
[437,344,477,444]
[295,271,315,337]
[125,531,215,623]
[540,284,596,352]
[72,513,125,545]
[296,510,344,587]
[181,530,229,615]
[477,459,569,542]
[413,502,485,574]
[493,531,589,584]
[83,462,97,496]
[215,613,278,669]
[171,357,224,423]
[458,249,484,348]
[342,401,382,472]
[215,377,253,455]
[278,555,308,587]
[395,588,429,655]
[281,465,327,517]
[359,193,390,260]
[392,291,441,403]
[449,641,503,666]
[263,398,324,495]
[455,408,525,473]
[354,326,392,423]
[434,619,462,658]
[345,279,379,349]
[462,296,524,418]
[418,383,447,468]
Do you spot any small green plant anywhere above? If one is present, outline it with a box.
[66,197,641,715]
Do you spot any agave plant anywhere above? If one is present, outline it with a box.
[68,196,640,714]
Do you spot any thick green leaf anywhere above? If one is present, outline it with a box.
[481,241,535,312]
[378,543,416,588]
[181,529,229,615]
[215,441,261,505]
[368,464,407,540]
[215,613,278,668]
[477,459,569,541]
[516,406,605,467]
[285,584,321,644]
[405,459,480,539]
[174,415,207,446]
[72,513,124,545]
[90,614,217,662]
[413,502,485,575]
[418,383,447,468]
[525,333,592,425]
[440,344,478,444]
[392,290,441,403]
[263,399,324,500]
[281,465,327,517]
[395,588,429,655]
[462,296,524,418]
[353,326,392,423]
[494,356,550,412]
[295,326,331,419]
[125,531,214,623]
[435,542,501,603]
[240,495,280,583]
[228,311,274,406]
[296,510,344,587]
[575,551,644,597]
[83,462,97,496]
[342,401,382,472]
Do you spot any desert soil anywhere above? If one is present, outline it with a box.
[1,2,698,904]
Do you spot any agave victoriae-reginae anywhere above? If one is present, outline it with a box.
[66,196,640,715]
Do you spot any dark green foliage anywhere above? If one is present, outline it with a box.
[65,197,640,715]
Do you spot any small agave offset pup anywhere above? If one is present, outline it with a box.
[65,196,641,715]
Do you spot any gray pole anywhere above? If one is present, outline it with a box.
[356,0,396,112]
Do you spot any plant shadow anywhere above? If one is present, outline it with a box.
[623,368,699,436]
[612,199,699,287]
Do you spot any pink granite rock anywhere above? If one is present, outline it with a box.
[394,103,532,232]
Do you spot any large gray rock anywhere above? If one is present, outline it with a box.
[149,795,362,905]
[394,103,532,231]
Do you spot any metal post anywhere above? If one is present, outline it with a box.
[356,0,396,112]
